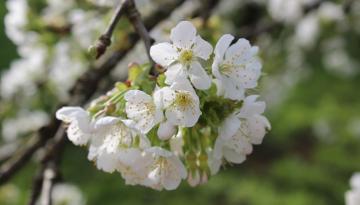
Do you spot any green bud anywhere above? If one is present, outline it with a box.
[87,45,98,58]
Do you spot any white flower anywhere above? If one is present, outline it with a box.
[295,13,319,48]
[69,9,106,49]
[50,183,85,205]
[236,95,271,144]
[150,21,213,90]
[141,147,187,190]
[318,2,344,22]
[2,110,49,142]
[116,148,151,186]
[87,117,149,173]
[212,34,262,100]
[214,95,270,164]
[125,90,163,134]
[214,129,253,164]
[5,0,28,44]
[346,173,360,205]
[155,80,201,128]
[56,107,93,146]
[267,0,304,24]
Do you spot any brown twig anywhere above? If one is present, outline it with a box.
[126,0,154,66]
[91,0,130,59]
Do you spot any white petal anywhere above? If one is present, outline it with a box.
[225,38,252,65]
[208,153,222,175]
[166,98,201,127]
[345,190,360,205]
[213,138,224,160]
[222,78,245,100]
[164,63,188,85]
[145,146,173,158]
[228,132,253,155]
[157,120,177,140]
[150,42,178,67]
[214,34,234,61]
[67,122,91,146]
[94,116,120,129]
[161,156,186,190]
[351,173,360,189]
[124,90,152,103]
[158,87,176,108]
[169,155,187,179]
[171,79,196,94]
[238,95,266,117]
[56,106,87,123]
[193,35,213,60]
[188,61,211,90]
[169,133,184,156]
[223,148,247,164]
[125,90,162,134]
[170,21,196,49]
[153,87,165,109]
[219,114,241,140]
[95,151,118,173]
[87,145,99,161]
[213,79,225,97]
[247,116,267,145]
[234,61,262,89]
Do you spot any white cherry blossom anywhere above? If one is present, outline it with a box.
[50,183,85,205]
[87,117,150,173]
[212,34,262,100]
[56,107,93,146]
[214,95,270,164]
[235,95,271,145]
[150,21,213,90]
[141,147,187,190]
[214,129,253,164]
[155,80,201,128]
[125,90,163,134]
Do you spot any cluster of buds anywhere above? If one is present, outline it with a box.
[56,21,270,190]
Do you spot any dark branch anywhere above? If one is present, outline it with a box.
[126,0,154,66]
[91,0,130,59]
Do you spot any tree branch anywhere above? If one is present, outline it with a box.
[91,0,130,59]
[126,0,154,67]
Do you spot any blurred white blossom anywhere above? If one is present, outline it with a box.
[50,183,86,205]
[2,111,49,142]
[346,173,360,205]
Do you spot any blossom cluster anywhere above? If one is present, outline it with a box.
[56,21,270,190]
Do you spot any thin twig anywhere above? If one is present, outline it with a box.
[92,0,130,59]
[126,0,154,66]
[0,116,60,185]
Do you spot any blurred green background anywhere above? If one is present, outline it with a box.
[1,1,360,205]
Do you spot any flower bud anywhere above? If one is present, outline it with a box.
[157,121,176,140]
[187,170,200,187]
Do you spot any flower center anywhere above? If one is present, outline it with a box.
[145,102,155,115]
[174,92,193,110]
[179,50,194,65]
[219,63,233,75]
